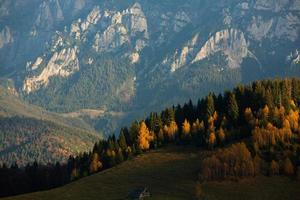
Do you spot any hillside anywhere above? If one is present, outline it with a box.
[2,146,300,200]
[0,82,101,165]
[0,116,100,166]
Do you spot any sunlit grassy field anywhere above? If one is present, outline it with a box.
[3,146,300,200]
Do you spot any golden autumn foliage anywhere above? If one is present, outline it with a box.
[283,158,294,176]
[245,107,256,126]
[208,132,216,149]
[163,120,178,140]
[207,116,214,132]
[201,143,254,180]
[262,105,270,119]
[191,119,204,135]
[182,119,191,135]
[270,160,279,176]
[253,155,262,175]
[89,152,102,173]
[138,121,154,150]
[71,167,79,181]
[217,128,226,144]
[287,110,299,131]
[212,111,218,122]
[195,182,205,199]
[252,118,294,149]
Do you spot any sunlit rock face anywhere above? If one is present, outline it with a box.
[193,29,249,69]
[23,47,79,93]
[0,26,13,49]
[0,0,299,117]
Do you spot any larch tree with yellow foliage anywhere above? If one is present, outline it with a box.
[217,128,226,145]
[283,157,294,176]
[192,119,205,135]
[89,152,102,173]
[270,160,279,176]
[208,132,216,149]
[163,120,178,141]
[182,119,191,137]
[138,121,154,150]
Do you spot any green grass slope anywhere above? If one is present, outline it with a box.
[3,146,300,200]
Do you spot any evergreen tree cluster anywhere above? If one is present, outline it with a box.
[2,78,300,197]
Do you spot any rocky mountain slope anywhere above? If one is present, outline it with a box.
[0,0,299,134]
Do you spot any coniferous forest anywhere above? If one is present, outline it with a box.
[1,78,300,197]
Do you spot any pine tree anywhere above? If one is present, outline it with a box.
[115,148,124,164]
[227,92,239,123]
[118,131,128,151]
[206,94,215,120]
[128,121,139,146]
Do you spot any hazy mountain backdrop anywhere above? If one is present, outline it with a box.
[1,0,300,135]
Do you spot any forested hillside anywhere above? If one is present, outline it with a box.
[0,116,100,166]
[0,82,101,167]
[1,78,300,198]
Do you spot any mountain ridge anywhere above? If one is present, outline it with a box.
[1,0,300,135]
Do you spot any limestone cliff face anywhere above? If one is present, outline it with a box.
[23,47,79,93]
[254,0,289,12]
[162,34,199,72]
[0,0,299,115]
[247,16,273,41]
[35,0,64,29]
[163,29,249,72]
[193,29,249,69]
[92,2,148,54]
[22,2,150,94]
[0,26,13,49]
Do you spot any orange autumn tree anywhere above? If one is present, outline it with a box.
[181,119,191,140]
[217,127,226,145]
[270,160,279,176]
[283,158,294,176]
[163,120,178,140]
[89,152,102,173]
[192,119,204,134]
[138,121,154,150]
[208,132,216,149]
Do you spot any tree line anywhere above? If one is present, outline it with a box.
[1,78,300,197]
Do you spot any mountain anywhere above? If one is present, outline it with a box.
[0,80,101,166]
[1,0,300,133]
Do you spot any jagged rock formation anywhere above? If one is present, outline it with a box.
[193,29,249,69]
[0,0,300,134]
[0,26,13,48]
[24,47,79,93]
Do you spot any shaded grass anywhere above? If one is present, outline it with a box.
[202,176,300,200]
[2,146,300,200]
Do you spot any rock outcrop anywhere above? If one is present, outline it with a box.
[0,26,13,48]
[193,29,249,69]
[23,47,79,93]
